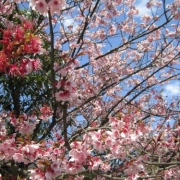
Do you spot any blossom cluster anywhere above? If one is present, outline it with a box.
[54,59,79,102]
[0,21,42,76]
[1,109,179,180]
[30,0,65,15]
[0,0,180,179]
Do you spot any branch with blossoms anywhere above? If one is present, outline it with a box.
[0,0,180,180]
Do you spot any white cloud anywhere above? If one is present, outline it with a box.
[61,16,77,32]
[135,0,153,17]
[162,82,180,97]
[62,17,74,27]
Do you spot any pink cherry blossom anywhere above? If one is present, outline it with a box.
[55,90,75,101]
[13,153,25,163]
[33,0,48,15]
[1,0,180,179]
[48,0,65,14]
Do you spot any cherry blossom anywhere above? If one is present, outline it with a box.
[31,0,48,15]
[0,0,180,179]
[48,0,65,15]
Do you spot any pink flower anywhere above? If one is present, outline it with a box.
[66,78,76,91]
[108,24,116,35]
[89,157,102,171]
[69,149,87,164]
[23,21,34,30]
[53,62,60,71]
[70,141,82,149]
[29,169,45,180]
[25,61,34,74]
[16,120,39,134]
[8,64,21,76]
[73,59,80,66]
[55,90,75,101]
[141,14,152,23]
[14,26,25,40]
[51,162,61,171]
[100,163,110,172]
[56,78,76,94]
[127,6,139,17]
[32,59,42,71]
[124,162,144,176]
[56,80,66,89]
[22,144,39,154]
[45,168,56,180]
[39,105,53,121]
[58,68,68,76]
[34,0,48,15]
[28,37,42,54]
[64,162,84,174]
[13,153,24,163]
[48,0,65,14]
